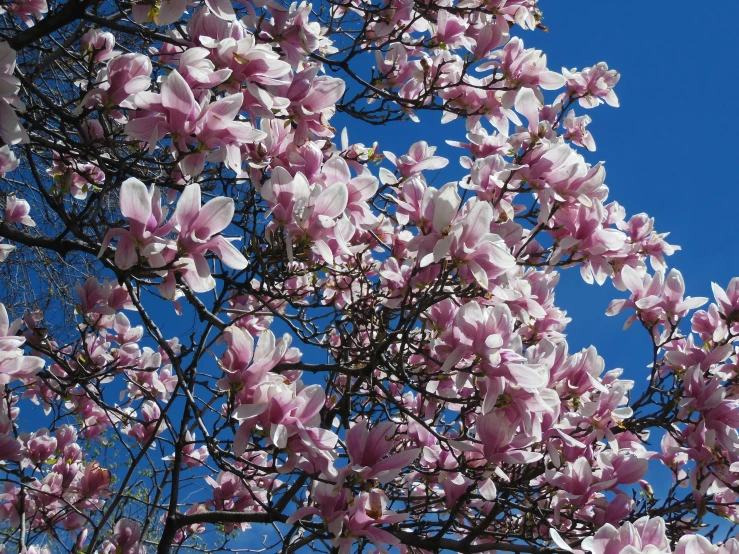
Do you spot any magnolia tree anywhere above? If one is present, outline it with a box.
[0,0,737,553]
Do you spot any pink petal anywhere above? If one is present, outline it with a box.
[313,182,348,219]
[174,183,202,231]
[119,178,153,236]
[193,196,235,240]
[432,183,460,233]
[205,0,235,20]
[156,0,187,25]
[208,235,248,270]
[115,235,139,270]
[162,70,196,132]
[181,254,216,292]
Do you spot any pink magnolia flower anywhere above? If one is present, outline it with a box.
[286,480,349,532]
[0,393,21,462]
[262,167,350,265]
[581,517,670,554]
[378,256,414,308]
[547,457,615,507]
[131,0,236,25]
[214,34,292,87]
[171,183,249,291]
[463,154,519,205]
[0,42,28,145]
[406,181,472,263]
[205,470,263,531]
[0,145,18,176]
[283,67,345,142]
[480,37,565,91]
[0,303,44,384]
[108,313,144,349]
[99,179,247,292]
[384,141,448,179]
[562,63,620,109]
[224,329,329,463]
[322,156,379,229]
[126,70,264,175]
[615,212,679,273]
[521,140,608,211]
[185,7,247,48]
[425,199,517,289]
[3,195,35,227]
[675,536,721,554]
[77,53,152,112]
[610,267,707,328]
[563,111,596,151]
[203,0,238,21]
[78,461,112,500]
[440,301,547,390]
[176,47,232,95]
[99,178,175,270]
[226,283,277,335]
[470,412,543,466]
[551,202,627,286]
[124,400,164,442]
[112,518,145,554]
[151,0,188,25]
[55,424,77,451]
[217,326,286,401]
[261,166,311,226]
[345,421,420,483]
[551,345,605,396]
[291,3,333,56]
[680,365,726,416]
[334,489,407,554]
[711,278,739,329]
[597,450,649,486]
[47,152,106,200]
[607,266,664,328]
[0,0,47,28]
[22,428,57,467]
[236,382,328,449]
[438,469,475,508]
[80,118,105,144]
[583,494,636,528]
[435,10,468,49]
[494,0,539,29]
[75,276,133,321]
[164,430,209,468]
[470,14,509,60]
[80,29,118,62]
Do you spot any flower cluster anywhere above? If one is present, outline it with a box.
[0,0,737,552]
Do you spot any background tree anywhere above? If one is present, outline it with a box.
[0,1,737,554]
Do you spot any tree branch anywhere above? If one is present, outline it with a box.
[6,0,99,50]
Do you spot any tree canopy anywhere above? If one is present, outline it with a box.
[0,1,737,553]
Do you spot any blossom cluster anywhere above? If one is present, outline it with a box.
[0,0,738,552]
